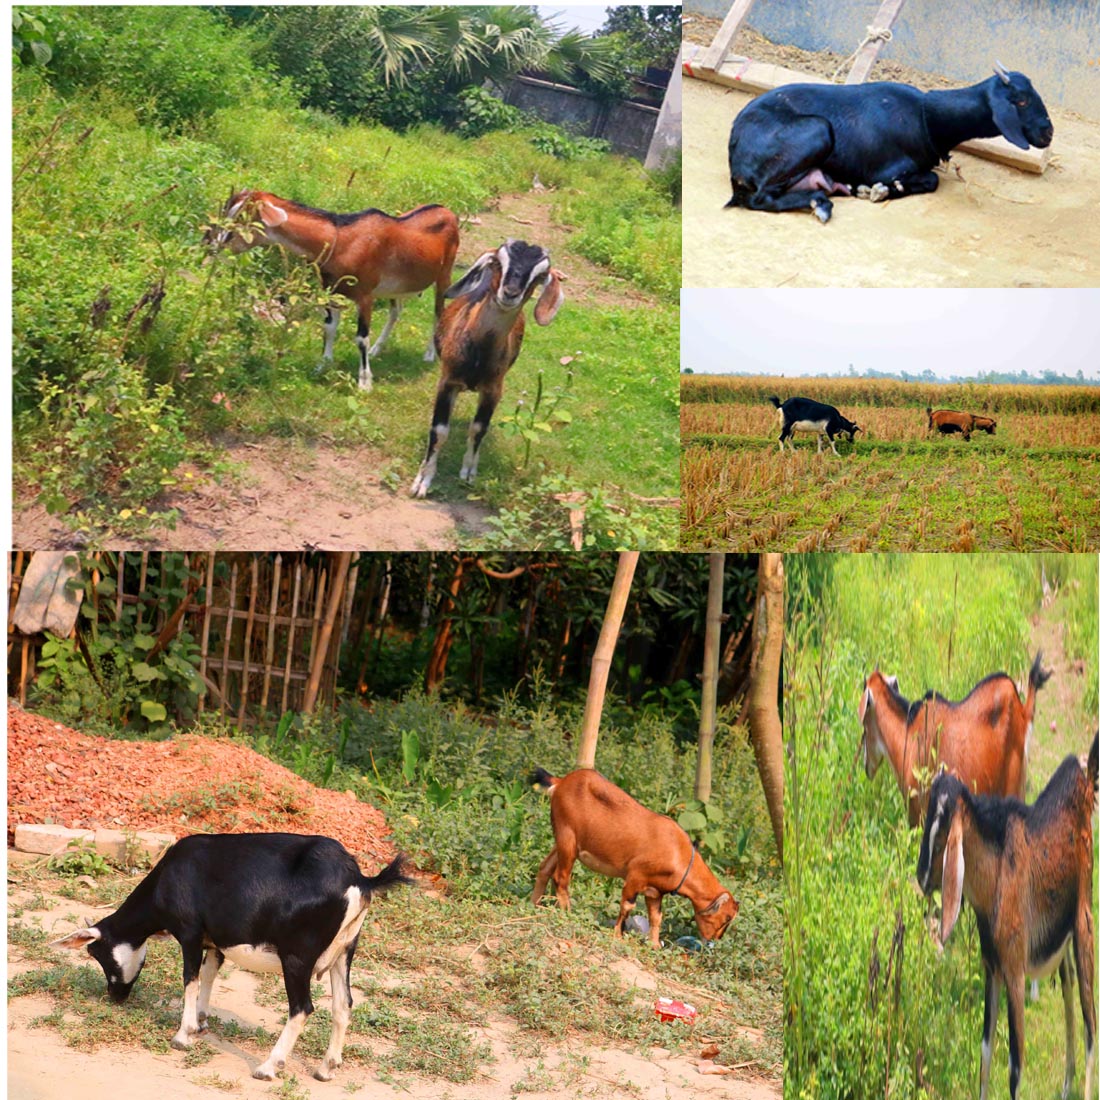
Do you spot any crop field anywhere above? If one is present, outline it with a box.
[681,376,1100,551]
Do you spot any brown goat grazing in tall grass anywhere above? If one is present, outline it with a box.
[859,653,1050,827]
[927,407,997,440]
[916,733,1097,1100]
[206,189,459,392]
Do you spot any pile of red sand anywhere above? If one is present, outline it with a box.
[7,703,394,867]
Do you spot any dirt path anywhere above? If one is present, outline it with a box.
[682,36,1100,288]
[8,868,779,1100]
[13,439,491,550]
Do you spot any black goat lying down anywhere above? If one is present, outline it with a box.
[53,834,411,1082]
[728,64,1053,223]
[769,395,861,455]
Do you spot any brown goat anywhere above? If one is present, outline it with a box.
[207,189,459,391]
[859,653,1050,827]
[529,768,738,949]
[916,733,1097,1100]
[410,240,564,497]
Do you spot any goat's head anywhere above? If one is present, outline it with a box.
[845,421,863,442]
[989,64,1053,151]
[973,416,996,435]
[694,890,739,943]
[446,240,564,324]
[204,188,287,254]
[859,670,900,779]
[51,922,149,1004]
[916,770,967,941]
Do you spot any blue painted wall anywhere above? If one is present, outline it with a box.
[685,0,1100,117]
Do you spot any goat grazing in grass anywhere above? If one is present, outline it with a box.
[53,834,411,1082]
[410,239,564,498]
[859,653,1049,827]
[206,189,459,391]
[530,767,738,949]
[916,733,1097,1100]
[728,64,1052,223]
[927,408,998,440]
[768,395,861,455]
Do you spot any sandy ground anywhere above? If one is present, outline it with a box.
[8,863,780,1100]
[682,55,1100,288]
[13,439,492,550]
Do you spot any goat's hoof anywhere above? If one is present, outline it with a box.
[170,1035,194,1051]
[252,1067,276,1082]
[314,1060,339,1081]
[410,478,429,499]
[857,182,890,203]
[810,200,832,224]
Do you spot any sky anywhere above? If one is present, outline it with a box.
[681,289,1100,380]
[538,5,613,35]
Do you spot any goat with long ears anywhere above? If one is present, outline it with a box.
[916,732,1097,1100]
[205,189,459,391]
[410,239,564,498]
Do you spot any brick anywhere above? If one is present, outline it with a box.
[94,829,175,863]
[14,823,94,856]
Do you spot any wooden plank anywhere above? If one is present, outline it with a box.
[197,552,215,716]
[260,554,281,713]
[220,562,238,716]
[844,0,908,86]
[686,52,1049,172]
[239,557,259,723]
[700,0,758,73]
[281,561,302,715]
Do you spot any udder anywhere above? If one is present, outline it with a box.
[790,169,852,196]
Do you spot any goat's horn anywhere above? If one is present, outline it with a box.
[993,60,1011,84]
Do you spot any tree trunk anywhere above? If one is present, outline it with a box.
[747,552,785,862]
[425,556,465,693]
[302,551,353,714]
[576,551,639,768]
[695,553,725,803]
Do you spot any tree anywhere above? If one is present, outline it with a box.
[694,553,724,803]
[597,7,680,71]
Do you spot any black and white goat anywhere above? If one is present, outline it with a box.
[410,239,564,498]
[728,64,1053,223]
[916,733,1097,1100]
[52,833,410,1081]
[768,395,861,455]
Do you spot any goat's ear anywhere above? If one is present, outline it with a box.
[533,269,565,326]
[939,812,965,943]
[702,892,731,915]
[445,252,496,299]
[884,674,898,690]
[256,199,289,228]
[858,685,873,723]
[51,927,101,950]
[990,83,1030,149]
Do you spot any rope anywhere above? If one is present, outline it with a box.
[832,25,894,81]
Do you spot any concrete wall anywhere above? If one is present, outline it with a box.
[685,0,1100,117]
[504,76,663,161]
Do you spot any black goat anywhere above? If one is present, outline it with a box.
[53,834,411,1082]
[769,395,861,455]
[727,64,1053,223]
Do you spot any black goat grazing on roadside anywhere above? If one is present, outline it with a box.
[727,64,1053,223]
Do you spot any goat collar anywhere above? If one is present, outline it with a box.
[671,845,696,897]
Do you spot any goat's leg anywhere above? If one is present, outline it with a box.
[1060,953,1076,1100]
[254,959,315,1080]
[868,168,940,201]
[1075,906,1096,1100]
[550,831,578,910]
[828,433,840,457]
[195,947,224,1029]
[411,382,459,498]
[316,940,357,1081]
[1005,972,1026,1100]
[171,937,207,1050]
[643,889,664,950]
[532,848,559,905]
[321,306,340,364]
[459,390,500,484]
[369,299,402,358]
[979,967,1001,1100]
[815,433,823,455]
[354,299,375,392]
[424,278,448,363]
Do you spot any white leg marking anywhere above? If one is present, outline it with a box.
[316,962,351,1081]
[411,425,448,498]
[423,335,436,362]
[172,979,202,1050]
[369,301,401,357]
[459,422,482,483]
[356,336,373,392]
[254,1011,308,1081]
[196,950,221,1026]
[322,308,340,361]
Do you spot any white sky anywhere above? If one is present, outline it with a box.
[682,289,1100,380]
[538,5,616,35]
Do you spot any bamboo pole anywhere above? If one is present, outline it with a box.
[576,551,639,769]
[137,552,149,628]
[341,556,359,646]
[695,553,726,804]
[239,557,260,723]
[260,554,282,713]
[220,562,238,716]
[843,0,907,86]
[198,553,215,716]
[700,0,758,72]
[115,552,124,622]
[303,552,352,714]
[281,561,302,714]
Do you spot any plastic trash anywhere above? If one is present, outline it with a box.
[654,997,697,1024]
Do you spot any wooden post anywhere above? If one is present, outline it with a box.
[701,0,758,72]
[115,552,124,622]
[260,554,282,713]
[137,552,149,628]
[281,561,303,714]
[220,562,238,717]
[302,552,353,714]
[695,553,725,804]
[747,553,785,862]
[239,557,259,723]
[844,0,907,86]
[198,553,215,715]
[576,552,639,769]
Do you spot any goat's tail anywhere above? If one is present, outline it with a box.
[767,395,781,409]
[1087,731,1098,800]
[364,854,414,897]
[1023,651,1052,723]
[529,767,558,793]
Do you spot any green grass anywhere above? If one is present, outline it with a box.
[784,554,1099,1100]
